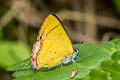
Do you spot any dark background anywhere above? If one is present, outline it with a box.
[0,0,120,80]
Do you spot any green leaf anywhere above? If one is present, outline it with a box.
[0,41,30,68]
[89,69,110,80]
[101,59,120,80]
[7,58,32,71]
[111,39,120,51]
[101,60,120,74]
[7,39,120,80]
[113,0,120,14]
[112,51,120,61]
[14,64,90,80]
[0,28,3,39]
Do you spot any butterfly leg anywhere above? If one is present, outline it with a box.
[72,58,76,63]
[47,67,50,69]
[60,62,62,66]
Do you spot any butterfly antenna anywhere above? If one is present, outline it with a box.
[72,59,76,63]
[79,32,85,43]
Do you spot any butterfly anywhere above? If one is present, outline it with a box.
[30,14,78,70]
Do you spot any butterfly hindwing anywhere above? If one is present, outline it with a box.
[38,39,69,68]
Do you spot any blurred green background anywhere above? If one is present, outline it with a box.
[0,0,120,80]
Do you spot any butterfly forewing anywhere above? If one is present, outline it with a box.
[39,14,73,53]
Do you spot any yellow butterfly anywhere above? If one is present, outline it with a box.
[30,14,78,70]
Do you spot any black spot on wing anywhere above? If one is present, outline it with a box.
[54,51,56,54]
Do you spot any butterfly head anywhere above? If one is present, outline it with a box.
[37,36,43,41]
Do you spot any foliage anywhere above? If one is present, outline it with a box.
[0,28,3,40]
[113,0,120,14]
[0,41,30,69]
[7,39,120,80]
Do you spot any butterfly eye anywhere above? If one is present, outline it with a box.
[37,36,43,40]
[40,36,43,40]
